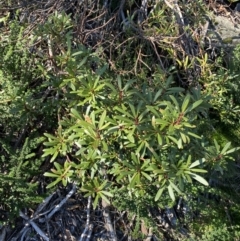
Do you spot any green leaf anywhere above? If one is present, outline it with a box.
[147,106,160,116]
[53,162,63,172]
[168,184,175,201]
[44,133,57,140]
[169,95,180,111]
[187,132,201,139]
[167,87,184,94]
[44,172,60,178]
[189,168,207,173]
[72,50,84,56]
[188,99,203,111]
[214,139,220,153]
[189,158,206,168]
[157,134,163,146]
[117,75,122,89]
[169,180,182,194]
[99,192,111,204]
[77,56,88,68]
[180,132,187,143]
[181,94,190,112]
[177,138,183,149]
[168,136,178,146]
[50,151,59,163]
[142,172,152,181]
[190,173,209,186]
[62,178,68,187]
[106,126,119,134]
[101,191,114,197]
[93,195,100,209]
[96,65,108,76]
[129,103,136,117]
[43,141,59,147]
[155,187,165,201]
[225,147,240,155]
[98,110,107,130]
[127,133,135,143]
[153,89,163,102]
[130,173,140,188]
[220,142,231,155]
[71,108,82,119]
[46,178,62,189]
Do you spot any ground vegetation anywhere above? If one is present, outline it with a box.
[0,0,240,240]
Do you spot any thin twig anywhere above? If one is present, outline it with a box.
[79,196,92,241]
[19,212,49,241]
[47,184,77,219]
[102,199,117,241]
[85,224,93,241]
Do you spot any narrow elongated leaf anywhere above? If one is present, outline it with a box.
[106,126,119,134]
[189,168,207,173]
[70,108,82,119]
[177,138,183,149]
[93,195,100,209]
[44,133,57,140]
[183,123,195,128]
[136,142,145,154]
[169,95,180,111]
[157,134,163,146]
[169,180,182,194]
[155,187,165,201]
[42,148,55,157]
[99,193,111,204]
[189,99,203,111]
[142,172,152,181]
[115,115,132,123]
[186,155,192,166]
[189,173,209,186]
[101,191,114,197]
[220,142,231,155]
[43,141,60,147]
[187,132,201,139]
[62,178,68,187]
[181,94,190,112]
[53,162,63,172]
[167,87,184,93]
[44,172,60,178]
[225,147,240,155]
[127,133,135,143]
[46,178,62,189]
[96,65,108,76]
[168,185,175,201]
[147,106,160,116]
[129,103,136,117]
[130,173,140,188]
[168,136,178,146]
[214,139,220,153]
[98,110,107,130]
[189,158,206,168]
[50,151,59,163]
[99,122,110,130]
[156,119,169,126]
[152,116,156,127]
[72,50,84,56]
[117,75,122,89]
[153,89,163,102]
[180,132,187,143]
[77,56,88,68]
[184,173,192,183]
[178,177,184,191]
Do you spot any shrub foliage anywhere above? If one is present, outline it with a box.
[0,0,240,239]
